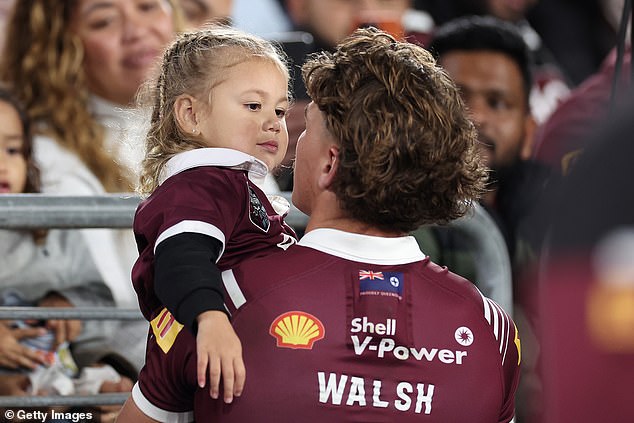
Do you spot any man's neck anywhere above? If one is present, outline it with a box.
[304,193,406,238]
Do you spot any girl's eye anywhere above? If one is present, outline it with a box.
[246,103,261,111]
[275,108,287,118]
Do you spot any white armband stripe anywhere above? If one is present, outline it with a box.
[155,220,226,259]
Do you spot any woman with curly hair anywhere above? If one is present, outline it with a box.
[0,0,179,313]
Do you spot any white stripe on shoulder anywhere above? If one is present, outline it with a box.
[154,220,226,258]
[479,291,513,363]
[132,382,194,422]
[493,300,511,364]
[480,290,492,324]
[222,269,246,310]
[493,300,506,353]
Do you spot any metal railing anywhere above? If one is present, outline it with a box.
[0,192,308,230]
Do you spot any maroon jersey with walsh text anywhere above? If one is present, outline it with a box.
[196,228,521,422]
[131,148,296,322]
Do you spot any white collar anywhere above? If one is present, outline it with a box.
[298,228,426,265]
[159,148,269,186]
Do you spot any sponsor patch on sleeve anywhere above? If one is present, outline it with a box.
[151,308,184,354]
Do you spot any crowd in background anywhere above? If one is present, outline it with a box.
[0,0,632,422]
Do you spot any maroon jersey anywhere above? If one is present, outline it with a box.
[196,228,521,422]
[132,147,296,321]
[131,148,296,421]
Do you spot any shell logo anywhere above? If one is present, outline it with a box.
[269,311,325,349]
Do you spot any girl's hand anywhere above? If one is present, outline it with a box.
[196,310,246,403]
[0,321,48,369]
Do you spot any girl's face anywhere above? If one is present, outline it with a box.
[0,100,27,194]
[71,0,175,106]
[195,59,290,171]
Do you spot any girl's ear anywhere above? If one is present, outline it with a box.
[173,94,199,134]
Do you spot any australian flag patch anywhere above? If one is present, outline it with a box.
[359,270,404,300]
[248,186,270,232]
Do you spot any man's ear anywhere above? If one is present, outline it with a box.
[318,145,339,190]
[173,94,199,134]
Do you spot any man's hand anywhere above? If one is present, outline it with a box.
[196,310,246,403]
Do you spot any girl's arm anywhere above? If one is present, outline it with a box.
[154,232,245,403]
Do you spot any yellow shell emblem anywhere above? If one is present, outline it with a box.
[270,311,325,349]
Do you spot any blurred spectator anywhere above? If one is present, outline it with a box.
[528,0,620,86]
[429,13,552,306]
[282,0,434,50]
[0,0,180,371]
[419,0,570,123]
[413,0,479,25]
[429,16,557,421]
[533,45,631,176]
[429,15,554,269]
[0,84,135,399]
[532,0,631,175]
[479,0,571,123]
[417,0,618,88]
[537,92,634,423]
[179,0,233,28]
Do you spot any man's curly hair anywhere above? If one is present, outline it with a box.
[302,27,487,233]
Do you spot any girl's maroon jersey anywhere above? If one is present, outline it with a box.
[195,228,521,422]
[131,148,296,321]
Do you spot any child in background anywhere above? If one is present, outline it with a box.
[126,26,297,422]
[0,85,134,397]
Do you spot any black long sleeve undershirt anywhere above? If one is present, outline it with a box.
[154,232,225,334]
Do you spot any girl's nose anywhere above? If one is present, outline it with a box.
[265,114,282,132]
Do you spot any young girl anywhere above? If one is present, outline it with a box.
[126,26,297,421]
[0,85,134,397]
